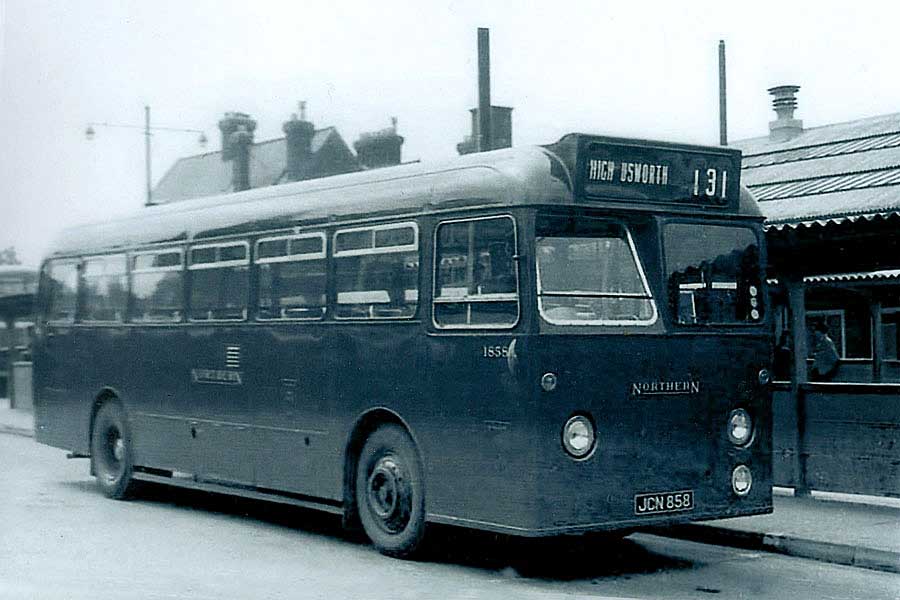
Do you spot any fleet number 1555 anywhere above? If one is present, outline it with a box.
[693,168,728,199]
[482,345,510,358]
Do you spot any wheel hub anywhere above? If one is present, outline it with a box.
[113,438,126,462]
[99,426,124,483]
[366,455,411,532]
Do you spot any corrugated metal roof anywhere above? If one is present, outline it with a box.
[733,112,900,227]
[735,113,900,156]
[152,128,342,203]
[742,131,900,168]
[751,166,900,201]
[805,269,900,283]
[742,145,900,185]
[761,187,900,227]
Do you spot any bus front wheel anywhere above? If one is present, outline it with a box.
[90,401,138,499]
[355,424,426,557]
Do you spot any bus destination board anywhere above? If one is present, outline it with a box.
[577,140,742,209]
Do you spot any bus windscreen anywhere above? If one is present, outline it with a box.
[536,220,656,325]
[664,223,763,325]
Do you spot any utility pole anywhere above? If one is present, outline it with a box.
[86,108,207,206]
[718,40,728,146]
[145,106,153,206]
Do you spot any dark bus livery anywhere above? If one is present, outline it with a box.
[33,134,773,557]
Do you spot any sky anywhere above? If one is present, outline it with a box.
[2,0,900,266]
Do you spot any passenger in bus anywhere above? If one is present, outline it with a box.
[475,244,515,294]
[385,261,408,311]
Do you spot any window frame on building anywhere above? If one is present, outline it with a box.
[806,309,847,358]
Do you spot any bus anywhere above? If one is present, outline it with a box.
[33,134,773,557]
[0,264,37,397]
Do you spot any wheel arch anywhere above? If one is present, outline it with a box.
[342,407,422,529]
[88,387,125,452]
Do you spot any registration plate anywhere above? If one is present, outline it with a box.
[634,490,694,515]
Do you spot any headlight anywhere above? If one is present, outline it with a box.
[727,408,753,446]
[562,415,595,459]
[732,464,752,496]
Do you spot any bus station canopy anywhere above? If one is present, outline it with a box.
[733,112,900,277]
[734,112,900,230]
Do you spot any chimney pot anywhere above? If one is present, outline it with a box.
[218,111,256,161]
[767,85,803,142]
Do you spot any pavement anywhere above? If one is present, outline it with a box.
[2,399,898,575]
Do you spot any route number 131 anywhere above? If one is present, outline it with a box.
[693,168,728,199]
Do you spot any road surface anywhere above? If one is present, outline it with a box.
[0,434,896,599]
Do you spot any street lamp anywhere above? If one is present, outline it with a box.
[85,105,207,206]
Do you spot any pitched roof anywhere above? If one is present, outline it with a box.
[732,113,900,229]
[152,128,341,203]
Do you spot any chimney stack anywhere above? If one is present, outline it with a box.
[218,112,256,160]
[283,101,316,182]
[354,118,404,169]
[768,85,803,142]
[457,106,513,155]
[218,111,256,192]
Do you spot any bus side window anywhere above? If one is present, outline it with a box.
[130,249,184,322]
[256,233,327,320]
[333,223,419,320]
[188,242,250,321]
[433,216,518,328]
[81,254,128,323]
[45,260,79,323]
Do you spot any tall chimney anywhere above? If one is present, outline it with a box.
[477,27,492,152]
[768,85,803,142]
[283,101,316,182]
[218,111,256,191]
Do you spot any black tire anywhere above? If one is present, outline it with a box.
[355,424,426,557]
[90,400,138,499]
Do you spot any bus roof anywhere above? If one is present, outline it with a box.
[47,135,761,258]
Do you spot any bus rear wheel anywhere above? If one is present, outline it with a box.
[355,424,426,557]
[90,401,138,499]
